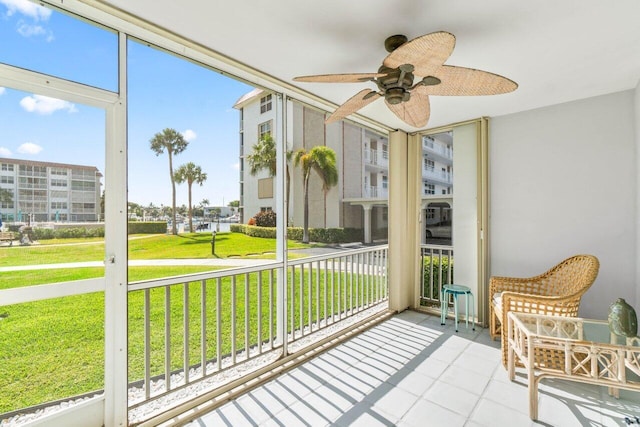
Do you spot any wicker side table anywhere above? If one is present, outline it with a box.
[507,312,640,420]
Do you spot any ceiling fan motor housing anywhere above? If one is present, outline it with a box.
[377,65,414,104]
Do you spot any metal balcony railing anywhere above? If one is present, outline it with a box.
[127,245,388,423]
[419,244,454,306]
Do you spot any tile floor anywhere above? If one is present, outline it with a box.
[186,311,640,427]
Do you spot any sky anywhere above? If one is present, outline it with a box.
[0,0,254,208]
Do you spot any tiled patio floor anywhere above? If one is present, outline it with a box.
[186,311,640,426]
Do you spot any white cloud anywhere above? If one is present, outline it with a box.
[0,87,5,95]
[0,147,12,156]
[20,95,77,115]
[17,21,46,37]
[17,142,42,155]
[231,162,240,170]
[0,0,51,21]
[182,129,197,142]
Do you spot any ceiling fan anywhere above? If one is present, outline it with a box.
[293,31,518,128]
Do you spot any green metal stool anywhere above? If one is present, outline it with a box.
[440,284,475,332]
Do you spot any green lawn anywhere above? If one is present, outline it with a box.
[0,232,363,414]
[0,265,373,414]
[0,232,313,267]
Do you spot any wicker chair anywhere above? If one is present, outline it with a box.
[489,254,599,367]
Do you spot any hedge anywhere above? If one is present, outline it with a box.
[422,256,454,300]
[11,222,167,240]
[230,224,363,244]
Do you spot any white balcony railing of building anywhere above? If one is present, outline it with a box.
[364,148,389,168]
[419,244,454,306]
[363,186,388,199]
[127,245,389,424]
[422,141,453,160]
[422,167,452,184]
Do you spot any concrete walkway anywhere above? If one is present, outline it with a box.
[0,257,276,272]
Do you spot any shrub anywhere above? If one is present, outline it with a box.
[127,221,167,234]
[23,222,166,240]
[253,211,276,227]
[422,256,454,300]
[232,224,363,244]
[230,224,246,233]
[247,217,256,226]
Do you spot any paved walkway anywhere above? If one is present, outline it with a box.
[0,258,276,272]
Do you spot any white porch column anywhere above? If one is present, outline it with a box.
[388,131,422,312]
[363,204,372,244]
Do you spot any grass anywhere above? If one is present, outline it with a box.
[0,232,355,414]
[0,232,314,268]
[0,265,378,414]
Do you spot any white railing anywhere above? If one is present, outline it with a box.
[422,141,453,159]
[420,244,454,305]
[422,168,452,184]
[127,245,388,423]
[364,148,389,168]
[364,186,388,198]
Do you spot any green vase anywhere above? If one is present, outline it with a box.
[608,298,638,337]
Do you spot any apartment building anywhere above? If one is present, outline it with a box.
[234,89,453,242]
[0,158,102,223]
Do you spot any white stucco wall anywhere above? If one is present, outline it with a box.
[490,90,636,319]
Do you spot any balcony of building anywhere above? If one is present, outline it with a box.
[422,138,453,164]
[422,167,452,185]
[363,185,388,199]
[364,148,389,171]
[1,1,639,427]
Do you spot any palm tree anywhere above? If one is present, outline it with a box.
[150,128,189,234]
[293,146,338,243]
[174,162,207,232]
[246,134,292,224]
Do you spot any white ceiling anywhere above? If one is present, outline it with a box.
[102,0,640,130]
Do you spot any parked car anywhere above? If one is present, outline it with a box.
[425,220,451,239]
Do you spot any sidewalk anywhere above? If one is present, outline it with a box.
[0,258,275,272]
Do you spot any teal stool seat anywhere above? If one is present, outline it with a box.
[440,284,475,332]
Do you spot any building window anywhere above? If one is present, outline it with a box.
[51,202,68,210]
[382,175,388,189]
[258,177,274,199]
[382,144,388,159]
[51,179,68,187]
[1,164,14,172]
[424,159,434,171]
[1,176,14,184]
[260,206,272,212]
[258,121,272,141]
[424,183,435,195]
[260,94,272,114]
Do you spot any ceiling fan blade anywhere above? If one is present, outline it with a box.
[425,65,518,95]
[326,89,381,124]
[385,86,430,128]
[294,73,386,83]
[383,31,455,77]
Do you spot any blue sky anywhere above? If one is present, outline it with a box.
[0,0,254,208]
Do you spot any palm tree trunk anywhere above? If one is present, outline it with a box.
[285,166,290,227]
[169,151,177,235]
[303,173,310,244]
[187,181,193,233]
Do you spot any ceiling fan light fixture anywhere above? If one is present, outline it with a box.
[385,87,406,105]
